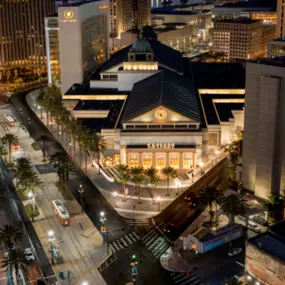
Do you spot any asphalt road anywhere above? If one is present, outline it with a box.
[0,152,56,284]
[10,91,175,284]
[154,160,228,241]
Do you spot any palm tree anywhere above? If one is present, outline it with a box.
[130,167,144,194]
[161,166,177,196]
[35,134,53,162]
[2,249,28,284]
[60,160,78,184]
[15,158,33,186]
[198,186,220,224]
[221,276,244,285]
[96,134,107,174]
[145,167,160,199]
[130,167,145,204]
[116,164,130,202]
[1,134,19,163]
[220,194,247,225]
[0,225,23,249]
[50,152,68,182]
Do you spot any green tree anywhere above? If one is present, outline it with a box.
[220,194,247,225]
[35,134,53,162]
[2,249,28,284]
[1,134,19,163]
[221,276,244,285]
[198,186,220,224]
[60,159,78,184]
[0,225,23,249]
[50,152,68,182]
[116,164,130,202]
[130,167,145,203]
[161,166,177,196]
[144,167,160,199]
[15,158,33,187]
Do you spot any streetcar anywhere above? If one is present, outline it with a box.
[52,200,70,226]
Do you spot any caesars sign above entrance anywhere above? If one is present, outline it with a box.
[61,9,77,23]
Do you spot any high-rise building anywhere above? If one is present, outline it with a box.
[268,38,285,57]
[277,0,285,38]
[45,0,109,93]
[0,0,55,81]
[212,18,275,61]
[110,0,151,38]
[242,57,285,200]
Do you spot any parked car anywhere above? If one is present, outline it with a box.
[248,221,261,233]
[163,223,177,233]
[253,215,267,226]
[228,248,243,257]
[24,248,35,261]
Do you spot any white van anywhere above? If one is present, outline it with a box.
[248,220,261,233]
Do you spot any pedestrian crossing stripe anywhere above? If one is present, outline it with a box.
[141,228,170,259]
[109,232,140,253]
[170,272,206,285]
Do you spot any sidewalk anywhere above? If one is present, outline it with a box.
[27,90,226,220]
[10,122,109,285]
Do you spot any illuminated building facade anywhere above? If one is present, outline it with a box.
[0,0,55,81]
[242,58,285,200]
[45,0,109,93]
[213,18,275,61]
[62,29,245,169]
[109,0,151,38]
[277,0,285,38]
[268,38,285,57]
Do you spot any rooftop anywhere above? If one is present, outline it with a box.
[214,17,260,24]
[249,220,285,262]
[213,0,276,10]
[64,84,127,96]
[251,56,285,68]
[120,69,201,123]
[91,39,184,77]
[58,0,101,7]
[190,62,246,89]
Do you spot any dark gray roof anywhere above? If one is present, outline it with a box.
[64,83,127,96]
[121,70,201,123]
[190,62,245,89]
[92,40,184,76]
[200,94,244,125]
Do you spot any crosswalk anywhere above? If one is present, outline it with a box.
[169,272,205,285]
[125,218,150,227]
[141,227,170,259]
[109,232,140,253]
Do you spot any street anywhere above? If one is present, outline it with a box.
[10,91,175,284]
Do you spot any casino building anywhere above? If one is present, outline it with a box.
[62,27,245,170]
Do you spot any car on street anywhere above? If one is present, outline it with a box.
[24,248,35,261]
[228,248,243,257]
[248,221,261,233]
[253,215,267,226]
[163,223,177,233]
[184,192,195,202]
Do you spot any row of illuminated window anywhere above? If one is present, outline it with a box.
[124,124,198,130]
[128,152,194,169]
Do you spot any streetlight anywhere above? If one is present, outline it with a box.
[78,184,84,213]
[69,142,72,155]
[28,192,34,223]
[48,230,55,265]
[112,191,118,207]
[156,196,161,212]
[99,211,109,255]
[214,150,220,163]
[199,162,204,176]
[82,282,88,285]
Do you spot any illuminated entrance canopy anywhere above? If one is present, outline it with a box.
[147,143,175,149]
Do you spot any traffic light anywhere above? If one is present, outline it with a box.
[101,225,106,233]
[131,254,138,265]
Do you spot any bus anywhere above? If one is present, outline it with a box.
[52,200,70,226]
